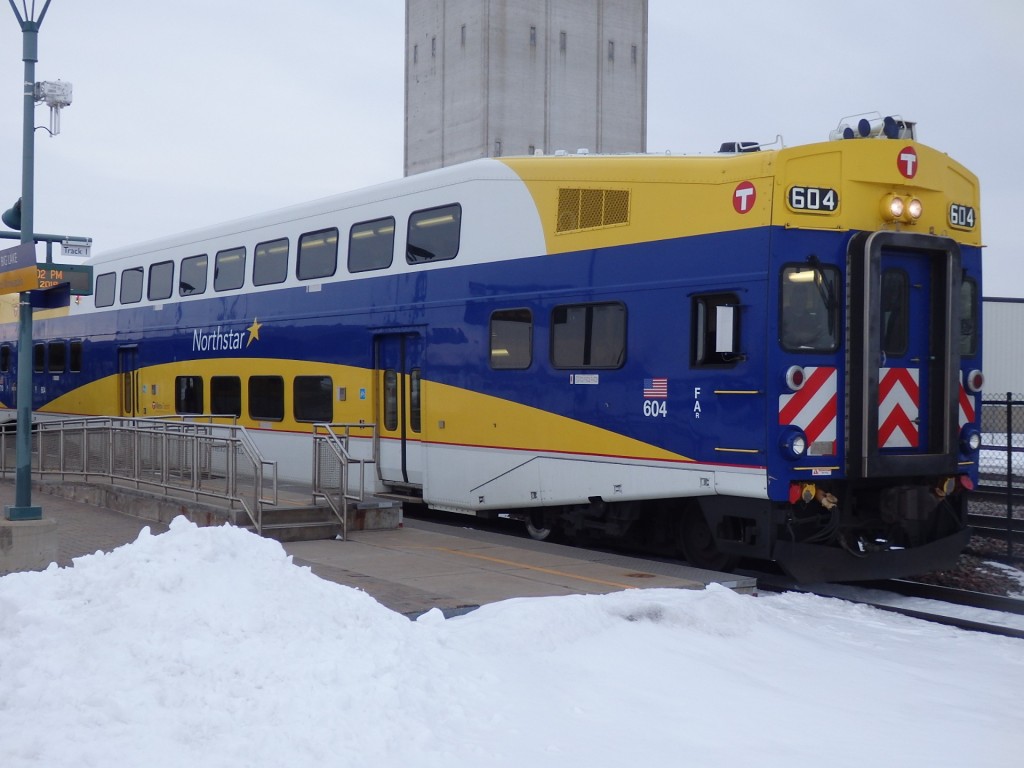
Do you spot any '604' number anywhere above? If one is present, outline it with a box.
[949,203,976,229]
[643,400,667,418]
[788,186,838,213]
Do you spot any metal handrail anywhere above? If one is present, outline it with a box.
[1,415,278,534]
[312,422,378,541]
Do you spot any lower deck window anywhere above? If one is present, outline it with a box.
[490,309,533,369]
[175,376,204,414]
[249,376,284,421]
[294,375,333,422]
[551,302,626,369]
[211,376,242,418]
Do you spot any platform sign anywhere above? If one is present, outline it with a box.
[37,262,93,295]
[0,242,39,294]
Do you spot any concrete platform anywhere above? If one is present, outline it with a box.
[0,479,756,617]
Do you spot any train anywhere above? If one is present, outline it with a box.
[0,115,984,582]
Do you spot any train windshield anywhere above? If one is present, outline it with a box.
[780,264,840,352]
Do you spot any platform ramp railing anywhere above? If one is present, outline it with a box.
[312,422,378,541]
[1,415,278,534]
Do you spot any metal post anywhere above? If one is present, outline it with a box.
[1006,392,1014,560]
[5,1,52,520]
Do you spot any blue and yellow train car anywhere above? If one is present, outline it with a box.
[0,117,984,581]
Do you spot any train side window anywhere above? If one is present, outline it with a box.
[95,272,116,307]
[179,254,208,296]
[33,343,44,373]
[69,340,82,373]
[407,203,461,264]
[47,341,66,373]
[253,238,289,286]
[249,376,284,421]
[0,344,10,373]
[959,277,979,357]
[490,308,532,369]
[148,260,174,301]
[383,370,398,431]
[880,270,908,357]
[294,375,333,423]
[175,375,204,414]
[551,301,626,369]
[211,376,242,418]
[780,264,839,352]
[120,267,144,305]
[692,293,740,367]
[298,228,339,280]
[349,217,396,273]
[215,247,246,292]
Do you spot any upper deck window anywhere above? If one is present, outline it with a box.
[179,254,208,296]
[95,272,116,307]
[298,228,339,280]
[254,238,289,286]
[120,267,144,305]
[214,247,246,292]
[148,260,174,302]
[349,217,395,273]
[407,204,461,264]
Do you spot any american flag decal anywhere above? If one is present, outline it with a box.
[643,377,668,399]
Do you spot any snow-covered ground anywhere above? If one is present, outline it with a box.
[1,517,1020,768]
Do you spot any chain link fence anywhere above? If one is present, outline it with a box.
[977,392,1024,559]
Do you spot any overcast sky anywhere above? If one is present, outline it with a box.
[0,1,1021,295]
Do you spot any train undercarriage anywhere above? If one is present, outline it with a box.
[504,479,971,583]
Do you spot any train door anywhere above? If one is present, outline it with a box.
[849,232,960,477]
[117,345,139,417]
[375,332,424,487]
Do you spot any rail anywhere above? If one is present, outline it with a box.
[312,422,378,541]
[0,415,278,533]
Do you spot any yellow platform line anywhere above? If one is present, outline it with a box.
[435,546,637,590]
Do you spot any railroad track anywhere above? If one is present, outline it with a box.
[756,575,1024,640]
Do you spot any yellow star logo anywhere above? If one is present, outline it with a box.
[246,317,262,347]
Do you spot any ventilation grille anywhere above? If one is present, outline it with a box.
[556,188,630,233]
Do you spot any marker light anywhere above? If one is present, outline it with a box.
[779,427,808,460]
[966,369,984,393]
[906,198,923,220]
[959,425,982,453]
[785,365,805,391]
[881,194,904,221]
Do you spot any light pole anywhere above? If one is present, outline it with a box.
[5,0,52,521]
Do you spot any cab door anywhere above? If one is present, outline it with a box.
[849,232,959,478]
[375,332,424,487]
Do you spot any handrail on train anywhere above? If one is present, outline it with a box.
[0,414,278,534]
[312,422,378,541]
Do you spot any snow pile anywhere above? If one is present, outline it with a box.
[1,517,1020,768]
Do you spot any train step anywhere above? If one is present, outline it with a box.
[246,498,404,542]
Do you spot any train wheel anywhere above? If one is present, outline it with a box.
[525,511,555,541]
[679,507,738,572]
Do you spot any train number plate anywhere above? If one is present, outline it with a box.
[949,203,976,230]
[787,186,838,214]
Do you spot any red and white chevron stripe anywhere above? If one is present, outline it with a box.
[958,373,976,428]
[779,367,837,451]
[879,367,919,448]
